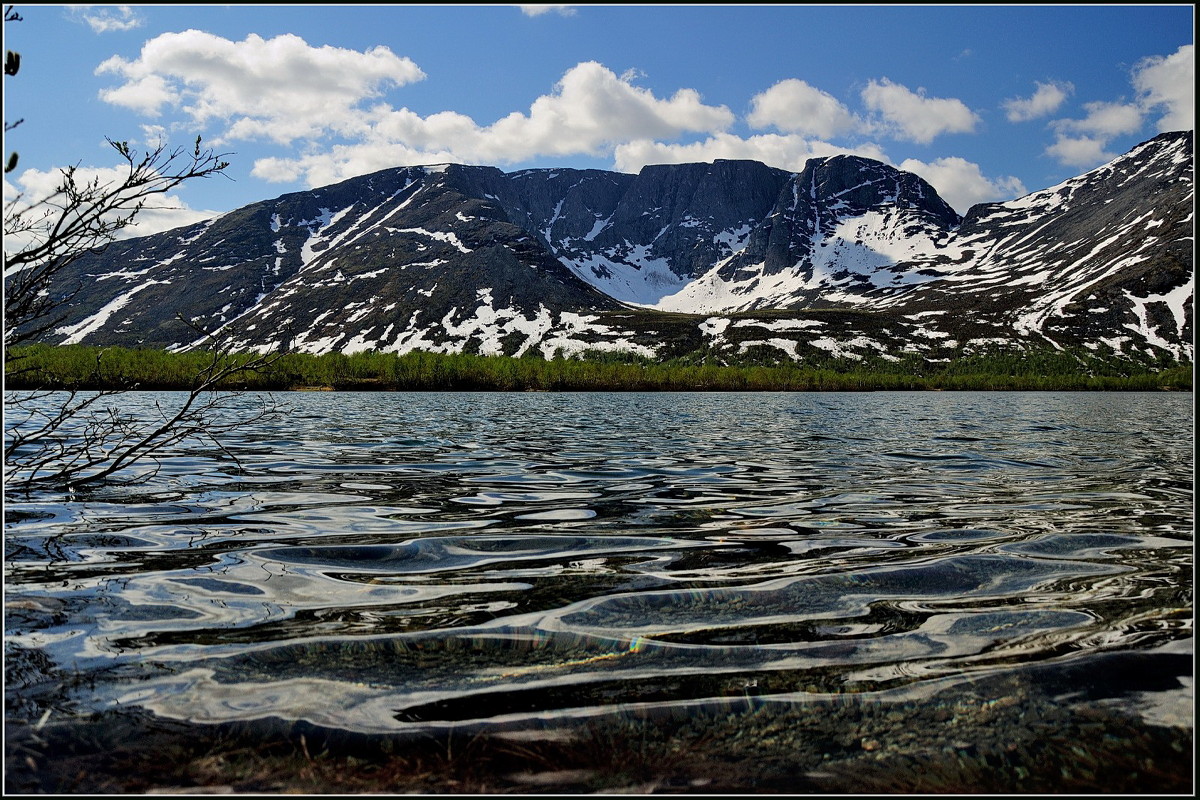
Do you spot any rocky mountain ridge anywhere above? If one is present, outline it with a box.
[27,131,1194,366]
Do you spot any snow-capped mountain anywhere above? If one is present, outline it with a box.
[24,131,1193,364]
[654,154,961,313]
[866,132,1195,357]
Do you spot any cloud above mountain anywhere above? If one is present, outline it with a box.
[1133,44,1194,133]
[83,28,1191,224]
[249,60,737,187]
[1003,81,1074,123]
[860,78,980,144]
[91,29,1008,213]
[747,79,859,139]
[96,30,427,145]
[1044,43,1192,167]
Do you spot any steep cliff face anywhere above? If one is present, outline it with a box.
[521,159,793,305]
[23,132,1194,363]
[657,154,963,312]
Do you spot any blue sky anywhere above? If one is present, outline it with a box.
[3,4,1194,236]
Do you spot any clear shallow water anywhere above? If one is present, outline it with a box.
[4,391,1193,737]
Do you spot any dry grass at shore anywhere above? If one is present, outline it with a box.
[6,693,1192,795]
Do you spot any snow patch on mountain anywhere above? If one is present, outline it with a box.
[1122,281,1193,357]
[713,224,753,252]
[434,289,551,356]
[386,227,472,254]
[558,247,689,306]
[176,219,216,246]
[298,205,353,268]
[538,312,658,359]
[739,338,802,358]
[733,318,825,332]
[56,281,164,344]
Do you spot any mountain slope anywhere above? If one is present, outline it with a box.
[24,131,1194,364]
[869,131,1194,358]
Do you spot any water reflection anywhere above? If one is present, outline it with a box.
[4,391,1192,735]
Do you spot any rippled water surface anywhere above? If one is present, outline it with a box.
[4,391,1193,739]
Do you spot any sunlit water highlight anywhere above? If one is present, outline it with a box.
[4,391,1193,737]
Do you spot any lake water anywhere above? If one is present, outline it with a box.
[4,390,1193,780]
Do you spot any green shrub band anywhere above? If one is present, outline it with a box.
[3,344,1192,393]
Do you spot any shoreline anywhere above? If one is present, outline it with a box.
[5,384,1193,393]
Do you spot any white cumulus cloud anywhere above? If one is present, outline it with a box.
[899,156,1026,214]
[1132,44,1194,132]
[1045,135,1115,168]
[860,78,980,144]
[1045,101,1143,168]
[1003,81,1074,122]
[479,61,733,159]
[1052,100,1144,138]
[96,31,426,144]
[69,5,143,33]
[747,79,859,139]
[251,61,734,186]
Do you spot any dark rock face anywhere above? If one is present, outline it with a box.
[586,159,792,278]
[505,168,634,248]
[717,155,960,294]
[18,132,1193,363]
[499,159,795,305]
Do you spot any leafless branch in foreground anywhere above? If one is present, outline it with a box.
[4,342,283,495]
[4,136,231,355]
[4,42,283,497]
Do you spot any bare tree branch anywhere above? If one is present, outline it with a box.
[4,137,232,353]
[5,345,282,493]
[4,12,282,497]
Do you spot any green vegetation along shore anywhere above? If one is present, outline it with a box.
[3,344,1192,392]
